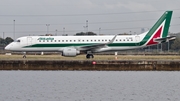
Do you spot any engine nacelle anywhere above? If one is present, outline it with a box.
[62,48,80,57]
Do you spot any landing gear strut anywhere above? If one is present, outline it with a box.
[23,52,26,58]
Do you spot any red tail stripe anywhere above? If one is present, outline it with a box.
[147,26,162,45]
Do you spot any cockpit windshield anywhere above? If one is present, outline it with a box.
[15,39,21,42]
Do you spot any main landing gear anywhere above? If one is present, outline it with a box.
[86,54,94,59]
[86,51,94,59]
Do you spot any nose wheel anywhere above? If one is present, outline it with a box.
[23,52,26,58]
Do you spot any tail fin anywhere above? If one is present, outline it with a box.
[142,11,173,46]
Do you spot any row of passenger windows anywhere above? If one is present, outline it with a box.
[39,39,133,42]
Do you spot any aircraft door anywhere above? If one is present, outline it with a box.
[135,36,140,46]
[27,37,32,45]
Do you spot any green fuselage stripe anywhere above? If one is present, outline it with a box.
[24,43,140,48]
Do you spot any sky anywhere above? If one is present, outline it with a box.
[0,0,180,39]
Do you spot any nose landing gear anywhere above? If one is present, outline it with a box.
[23,52,26,58]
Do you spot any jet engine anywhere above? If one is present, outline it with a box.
[62,48,80,57]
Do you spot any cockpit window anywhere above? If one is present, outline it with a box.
[16,40,20,42]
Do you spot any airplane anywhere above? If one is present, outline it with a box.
[5,11,176,58]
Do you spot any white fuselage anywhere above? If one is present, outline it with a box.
[5,32,147,53]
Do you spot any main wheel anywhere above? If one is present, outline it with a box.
[90,54,94,58]
[86,54,90,59]
[86,54,94,59]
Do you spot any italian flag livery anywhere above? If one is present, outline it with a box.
[142,11,172,46]
[5,11,175,58]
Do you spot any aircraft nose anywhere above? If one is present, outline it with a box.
[5,44,11,50]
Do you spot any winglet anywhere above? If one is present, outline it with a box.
[108,35,117,44]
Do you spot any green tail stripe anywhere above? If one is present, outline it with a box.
[163,11,173,37]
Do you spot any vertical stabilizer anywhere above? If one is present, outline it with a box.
[141,11,173,46]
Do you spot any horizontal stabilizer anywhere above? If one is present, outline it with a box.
[155,36,176,43]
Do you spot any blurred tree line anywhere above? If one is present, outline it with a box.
[75,32,97,36]
[171,33,180,51]
[0,37,14,46]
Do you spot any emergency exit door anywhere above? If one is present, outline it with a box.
[27,37,32,45]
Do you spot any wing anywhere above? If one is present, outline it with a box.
[80,35,117,50]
